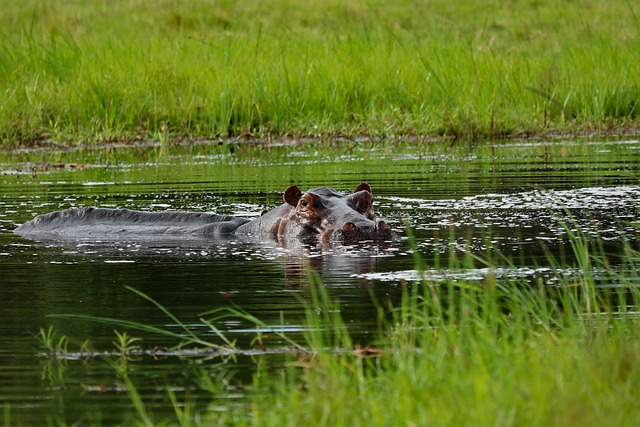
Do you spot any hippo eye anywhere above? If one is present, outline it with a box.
[300,200,308,207]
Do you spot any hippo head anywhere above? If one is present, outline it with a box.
[281,182,397,243]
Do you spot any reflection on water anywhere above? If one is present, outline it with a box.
[0,139,639,424]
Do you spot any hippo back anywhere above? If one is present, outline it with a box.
[14,207,249,240]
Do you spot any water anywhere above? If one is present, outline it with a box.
[1,139,639,424]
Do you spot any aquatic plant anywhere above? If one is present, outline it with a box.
[227,227,640,427]
[51,285,237,352]
[36,325,69,359]
[37,217,640,426]
[111,330,143,357]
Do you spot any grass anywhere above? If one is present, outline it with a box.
[1,0,639,146]
[34,223,640,426]
[227,229,640,427]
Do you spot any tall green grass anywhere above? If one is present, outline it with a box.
[228,229,640,426]
[1,0,639,146]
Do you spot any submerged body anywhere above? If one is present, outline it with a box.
[14,183,397,244]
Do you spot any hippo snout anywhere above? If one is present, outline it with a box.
[342,221,375,234]
[333,219,396,242]
[342,220,390,233]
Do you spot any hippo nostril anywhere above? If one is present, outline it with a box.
[356,224,374,234]
[342,222,356,231]
[377,220,389,231]
[342,222,376,234]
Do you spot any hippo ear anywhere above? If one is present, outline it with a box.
[355,182,372,194]
[284,185,302,207]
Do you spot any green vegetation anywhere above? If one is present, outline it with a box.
[37,225,640,426]
[1,0,639,146]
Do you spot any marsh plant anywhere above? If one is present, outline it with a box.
[37,221,640,426]
[111,330,143,357]
[37,325,69,360]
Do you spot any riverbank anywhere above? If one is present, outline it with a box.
[1,0,638,147]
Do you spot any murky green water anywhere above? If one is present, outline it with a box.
[1,140,639,424]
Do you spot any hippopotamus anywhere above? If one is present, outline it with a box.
[14,183,397,245]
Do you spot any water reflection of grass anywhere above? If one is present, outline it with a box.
[1,1,639,146]
[38,225,640,426]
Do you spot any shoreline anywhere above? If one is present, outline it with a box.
[3,125,640,152]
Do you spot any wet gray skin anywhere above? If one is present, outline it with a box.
[14,182,398,245]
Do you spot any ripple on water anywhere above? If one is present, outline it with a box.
[380,185,640,249]
[0,141,639,423]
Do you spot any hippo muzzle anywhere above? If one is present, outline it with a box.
[323,219,396,243]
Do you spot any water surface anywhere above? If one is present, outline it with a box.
[1,139,639,424]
